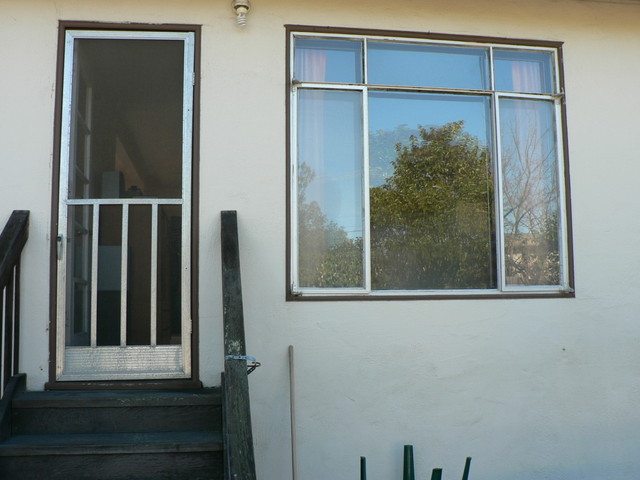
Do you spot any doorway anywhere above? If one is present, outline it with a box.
[55,29,195,381]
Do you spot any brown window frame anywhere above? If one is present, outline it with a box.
[285,25,574,301]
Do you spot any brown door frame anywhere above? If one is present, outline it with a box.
[47,21,202,389]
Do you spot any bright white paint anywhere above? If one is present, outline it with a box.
[2,0,640,479]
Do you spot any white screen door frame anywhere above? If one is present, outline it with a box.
[55,29,195,381]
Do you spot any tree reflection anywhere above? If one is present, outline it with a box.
[370,120,495,290]
[297,163,363,288]
[297,117,560,290]
[501,101,560,286]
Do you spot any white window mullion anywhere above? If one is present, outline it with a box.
[493,92,507,291]
[554,99,570,290]
[363,38,369,84]
[552,49,570,290]
[489,46,496,91]
[362,87,372,292]
[290,82,300,293]
[362,41,372,292]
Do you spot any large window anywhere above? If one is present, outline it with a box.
[289,28,572,298]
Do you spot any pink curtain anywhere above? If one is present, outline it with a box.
[296,48,327,82]
[296,48,329,200]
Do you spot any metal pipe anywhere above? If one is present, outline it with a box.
[289,345,298,480]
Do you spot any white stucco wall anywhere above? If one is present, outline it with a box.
[2,0,640,479]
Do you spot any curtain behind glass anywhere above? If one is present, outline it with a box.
[297,90,364,288]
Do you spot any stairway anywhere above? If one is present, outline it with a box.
[0,388,224,480]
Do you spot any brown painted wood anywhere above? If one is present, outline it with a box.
[0,211,29,389]
[12,388,222,435]
[3,272,14,388]
[0,448,223,480]
[220,211,257,480]
[12,263,20,381]
[285,24,563,48]
[0,374,26,441]
[1,387,224,480]
[0,431,223,455]
[221,211,246,358]
[13,404,222,435]
[45,379,204,391]
[0,211,29,288]
[15,388,221,408]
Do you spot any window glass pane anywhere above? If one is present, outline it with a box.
[368,42,489,89]
[68,39,184,199]
[500,98,560,286]
[368,92,496,290]
[297,89,364,288]
[295,38,363,83]
[494,49,554,94]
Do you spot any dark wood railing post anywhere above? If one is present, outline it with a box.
[0,210,29,398]
[221,210,257,480]
[2,270,15,393]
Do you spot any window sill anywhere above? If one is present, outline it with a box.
[287,288,575,301]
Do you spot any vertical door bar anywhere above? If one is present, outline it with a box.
[120,204,129,347]
[150,203,158,346]
[90,204,100,347]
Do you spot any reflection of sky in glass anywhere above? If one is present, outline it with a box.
[368,42,489,90]
[494,49,554,94]
[368,92,492,186]
[295,38,363,84]
[298,90,363,239]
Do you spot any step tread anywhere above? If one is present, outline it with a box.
[13,388,222,408]
[0,430,223,456]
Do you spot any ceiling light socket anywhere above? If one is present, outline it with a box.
[232,0,251,26]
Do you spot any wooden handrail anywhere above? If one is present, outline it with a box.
[220,210,257,480]
[0,211,29,288]
[0,210,29,399]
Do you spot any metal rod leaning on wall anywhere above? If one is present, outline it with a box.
[289,345,298,480]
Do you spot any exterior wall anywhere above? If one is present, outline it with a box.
[2,0,640,479]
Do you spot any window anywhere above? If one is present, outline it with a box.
[289,28,572,298]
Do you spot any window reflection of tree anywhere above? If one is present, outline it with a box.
[370,121,495,290]
[501,100,560,286]
[297,162,363,288]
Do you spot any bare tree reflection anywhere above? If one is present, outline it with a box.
[501,101,560,286]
